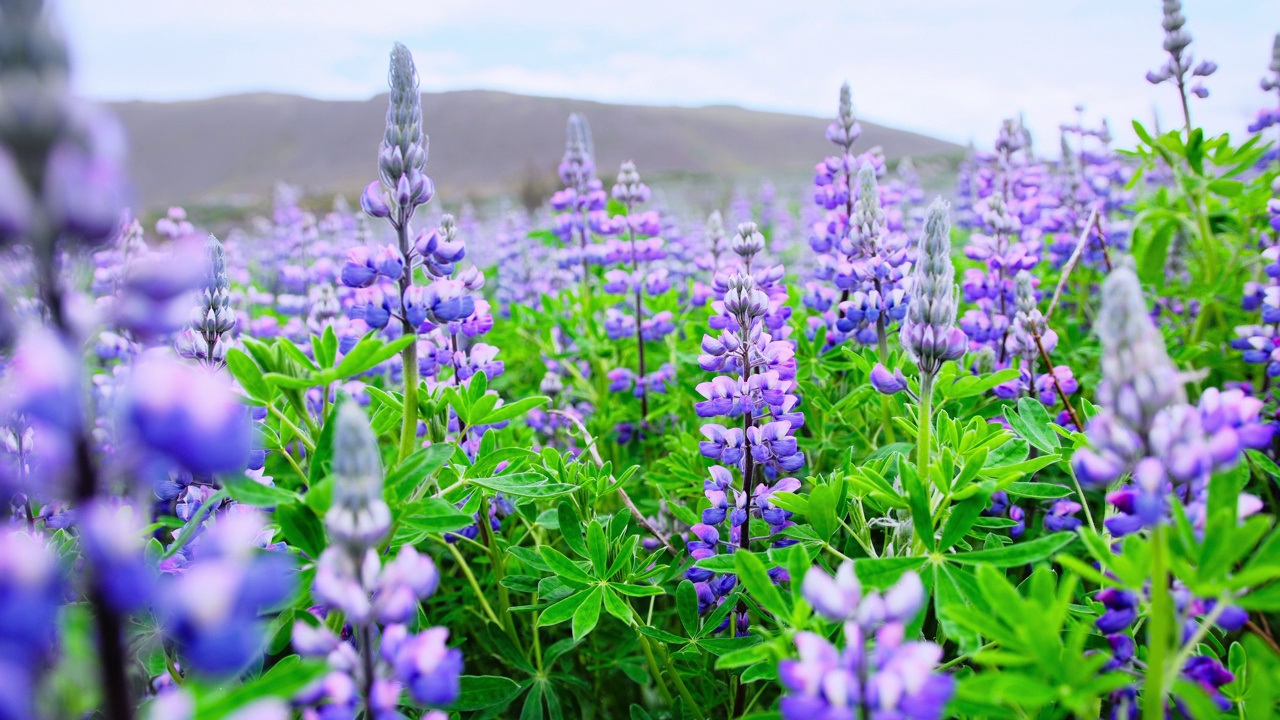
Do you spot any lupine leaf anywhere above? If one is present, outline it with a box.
[734,551,787,618]
[454,675,523,711]
[572,587,603,640]
[948,532,1077,567]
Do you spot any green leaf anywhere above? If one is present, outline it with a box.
[948,531,1077,568]
[713,641,771,670]
[899,457,936,551]
[275,502,326,557]
[454,675,523,711]
[572,587,603,640]
[334,334,416,379]
[399,498,474,534]
[602,587,634,623]
[734,551,788,619]
[940,495,990,550]
[262,372,318,390]
[613,583,664,597]
[539,546,595,587]
[226,349,274,401]
[1004,482,1072,499]
[223,474,300,507]
[474,395,551,426]
[1238,583,1280,612]
[520,683,544,720]
[385,443,455,504]
[636,625,684,644]
[308,400,342,485]
[694,554,739,574]
[197,656,326,718]
[1006,398,1059,454]
[807,483,838,542]
[470,473,576,498]
[853,556,927,588]
[557,501,589,558]
[586,520,608,576]
[537,591,590,626]
[676,580,699,636]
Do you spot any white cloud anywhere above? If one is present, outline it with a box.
[56,0,1279,149]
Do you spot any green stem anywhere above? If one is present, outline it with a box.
[878,394,898,445]
[910,372,935,555]
[281,448,308,485]
[162,489,229,559]
[397,216,420,463]
[1145,525,1172,719]
[398,344,419,462]
[267,404,315,453]
[481,496,522,648]
[655,641,706,720]
[635,632,674,706]
[443,541,503,626]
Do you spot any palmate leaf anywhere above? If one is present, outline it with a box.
[571,586,603,640]
[947,532,1077,568]
[734,551,788,619]
[455,675,523,711]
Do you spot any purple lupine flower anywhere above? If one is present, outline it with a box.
[1146,0,1215,127]
[781,568,952,720]
[870,362,909,395]
[0,529,62,720]
[1043,499,1083,532]
[80,501,156,613]
[902,199,967,377]
[122,352,253,477]
[325,403,391,551]
[174,235,237,368]
[160,511,295,677]
[113,234,208,342]
[390,626,464,707]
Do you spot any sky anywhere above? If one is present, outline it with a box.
[59,0,1278,150]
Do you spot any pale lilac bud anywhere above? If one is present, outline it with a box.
[802,560,861,621]
[325,403,391,551]
[360,182,390,218]
[869,363,909,395]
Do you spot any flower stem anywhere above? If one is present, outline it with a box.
[396,216,419,463]
[443,541,503,626]
[1145,525,1173,719]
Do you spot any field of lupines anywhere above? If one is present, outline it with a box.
[4,1,1280,718]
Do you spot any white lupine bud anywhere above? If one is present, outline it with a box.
[326,403,391,551]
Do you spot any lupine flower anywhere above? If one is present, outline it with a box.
[160,511,295,677]
[175,234,237,367]
[367,43,432,226]
[1071,260,1271,537]
[122,352,253,477]
[1146,0,1216,126]
[0,529,63,720]
[902,199,966,377]
[325,403,391,551]
[781,565,953,720]
[870,363,909,395]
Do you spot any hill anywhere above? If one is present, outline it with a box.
[107,90,963,210]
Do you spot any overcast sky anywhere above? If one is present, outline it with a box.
[59,0,1278,150]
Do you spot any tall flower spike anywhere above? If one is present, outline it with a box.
[851,162,885,257]
[178,234,236,367]
[902,199,966,376]
[1146,0,1215,129]
[825,81,862,150]
[326,403,391,551]
[559,113,595,188]
[376,42,432,221]
[1094,258,1185,435]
